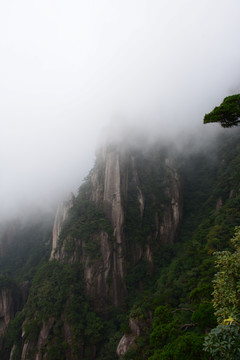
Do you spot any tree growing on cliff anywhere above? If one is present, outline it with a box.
[203,94,240,128]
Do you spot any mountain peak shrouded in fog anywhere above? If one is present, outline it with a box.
[1,0,240,220]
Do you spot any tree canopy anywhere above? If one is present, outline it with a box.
[203,227,240,359]
[204,94,240,128]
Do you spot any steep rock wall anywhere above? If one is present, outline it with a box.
[17,143,183,360]
[50,194,75,260]
[0,289,15,338]
[0,287,21,350]
[159,159,182,244]
[90,147,127,308]
[50,144,183,312]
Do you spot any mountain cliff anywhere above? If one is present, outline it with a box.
[51,144,182,313]
[1,129,240,360]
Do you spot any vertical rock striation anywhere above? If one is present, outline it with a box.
[0,286,21,350]
[159,158,182,244]
[18,142,183,360]
[90,146,127,308]
[0,289,15,339]
[50,193,75,260]
[50,144,182,312]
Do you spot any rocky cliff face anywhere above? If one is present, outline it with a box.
[0,289,15,340]
[0,285,23,350]
[18,143,183,360]
[50,144,182,313]
[159,159,182,244]
[90,146,127,309]
[4,131,240,360]
[50,194,75,260]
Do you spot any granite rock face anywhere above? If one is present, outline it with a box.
[116,334,136,358]
[116,315,152,358]
[12,143,183,360]
[0,288,15,339]
[0,286,23,351]
[50,193,75,260]
[50,145,182,313]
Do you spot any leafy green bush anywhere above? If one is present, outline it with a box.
[203,227,240,359]
[204,324,240,359]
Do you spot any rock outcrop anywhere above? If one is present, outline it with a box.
[50,193,75,260]
[116,334,136,358]
[159,159,182,244]
[0,286,21,349]
[117,315,152,358]
[0,288,15,339]
[21,318,55,360]
[6,142,183,360]
[90,146,127,308]
[50,144,182,313]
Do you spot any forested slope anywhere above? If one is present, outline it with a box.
[0,128,240,359]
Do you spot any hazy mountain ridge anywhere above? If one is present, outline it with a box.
[0,129,240,359]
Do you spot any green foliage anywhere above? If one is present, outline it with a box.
[23,319,41,342]
[127,131,240,359]
[124,151,169,246]
[204,94,240,127]
[44,319,69,360]
[191,303,217,331]
[0,311,25,360]
[203,227,240,359]
[150,332,205,360]
[148,305,206,360]
[22,260,106,359]
[84,237,101,261]
[66,293,104,351]
[150,305,178,349]
[204,323,240,359]
[96,307,126,360]
[46,341,68,360]
[122,348,138,360]
[26,261,81,320]
[57,184,114,260]
[1,129,240,359]
[59,199,113,243]
[63,179,113,240]
[126,260,150,293]
[212,227,240,322]
[95,332,121,360]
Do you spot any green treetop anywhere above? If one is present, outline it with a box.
[204,94,240,128]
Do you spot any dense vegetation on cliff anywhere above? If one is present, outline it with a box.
[0,127,240,359]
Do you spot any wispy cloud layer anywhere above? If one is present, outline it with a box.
[1,0,240,218]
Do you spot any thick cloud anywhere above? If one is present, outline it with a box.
[1,0,240,219]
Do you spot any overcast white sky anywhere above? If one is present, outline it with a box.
[1,0,240,219]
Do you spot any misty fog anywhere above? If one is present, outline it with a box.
[1,0,240,220]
